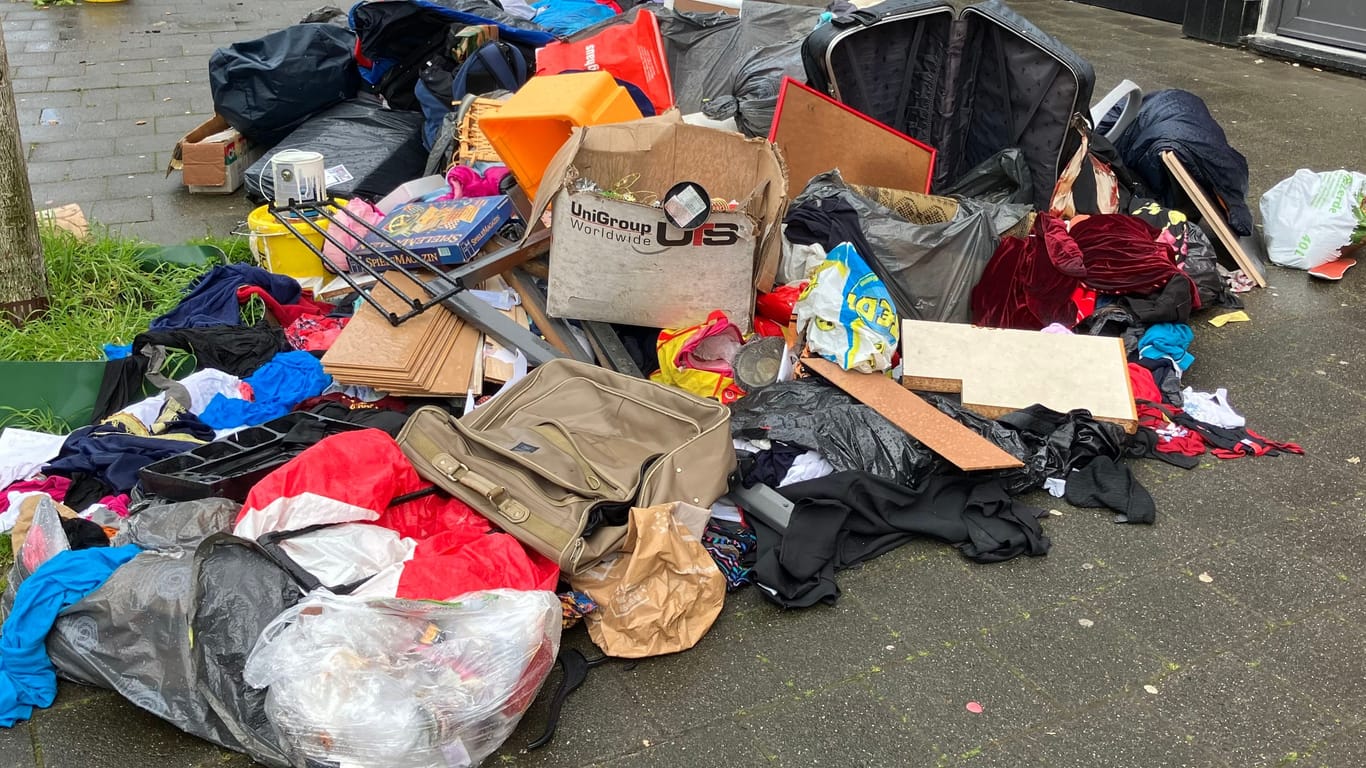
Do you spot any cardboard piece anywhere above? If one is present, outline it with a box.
[480,275,530,385]
[800,356,1024,472]
[568,502,724,659]
[527,112,788,329]
[354,196,514,272]
[899,320,1138,432]
[166,115,263,195]
[1159,151,1267,288]
[322,274,481,396]
[35,204,88,239]
[1308,256,1356,281]
[769,78,935,195]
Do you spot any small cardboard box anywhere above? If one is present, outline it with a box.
[353,195,514,272]
[528,113,787,331]
[166,115,264,195]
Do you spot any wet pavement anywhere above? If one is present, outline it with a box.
[2,0,1366,766]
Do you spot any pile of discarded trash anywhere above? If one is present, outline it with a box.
[5,0,1361,764]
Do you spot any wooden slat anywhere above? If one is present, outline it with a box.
[1160,150,1267,288]
[800,357,1024,472]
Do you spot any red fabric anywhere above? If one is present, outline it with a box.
[972,214,1081,330]
[397,529,559,600]
[236,285,335,326]
[1211,430,1304,460]
[1071,215,1200,310]
[0,475,70,514]
[237,429,558,598]
[1128,364,1206,456]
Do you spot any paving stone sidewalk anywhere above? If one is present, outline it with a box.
[3,0,1366,766]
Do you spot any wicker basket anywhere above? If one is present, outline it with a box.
[456,97,507,166]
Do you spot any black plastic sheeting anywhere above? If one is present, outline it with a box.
[189,534,304,768]
[792,171,1029,324]
[924,395,1131,495]
[939,148,1033,206]
[730,377,1132,497]
[729,379,937,486]
[244,99,427,203]
[45,500,298,767]
[44,502,303,768]
[655,2,821,130]
[209,23,361,146]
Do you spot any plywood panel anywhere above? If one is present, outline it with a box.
[770,78,936,194]
[900,320,1138,432]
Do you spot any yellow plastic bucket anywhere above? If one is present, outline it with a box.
[246,204,333,281]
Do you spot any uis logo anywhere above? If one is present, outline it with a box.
[655,221,742,247]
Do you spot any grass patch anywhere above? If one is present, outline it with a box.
[0,406,73,433]
[0,227,251,363]
[0,535,11,595]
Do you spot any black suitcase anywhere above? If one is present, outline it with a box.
[803,0,1095,210]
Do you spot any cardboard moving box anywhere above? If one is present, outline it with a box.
[528,113,788,331]
[166,115,264,195]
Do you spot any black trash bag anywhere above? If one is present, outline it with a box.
[924,398,1131,496]
[939,148,1033,206]
[45,500,295,766]
[729,378,937,486]
[923,395,1043,495]
[245,99,428,203]
[699,37,807,138]
[655,2,822,115]
[789,171,1026,323]
[189,533,307,767]
[209,23,361,146]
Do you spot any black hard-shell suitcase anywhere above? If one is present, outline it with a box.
[803,0,1095,210]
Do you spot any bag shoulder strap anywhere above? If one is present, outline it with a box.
[452,41,528,100]
[1089,79,1142,140]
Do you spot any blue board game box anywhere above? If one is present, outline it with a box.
[353,195,514,271]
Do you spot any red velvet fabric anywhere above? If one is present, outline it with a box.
[972,214,1081,330]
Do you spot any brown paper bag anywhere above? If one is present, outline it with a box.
[569,502,725,658]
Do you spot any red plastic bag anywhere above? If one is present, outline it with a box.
[536,10,674,116]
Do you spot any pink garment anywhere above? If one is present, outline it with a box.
[440,165,511,200]
[96,494,131,518]
[0,475,71,514]
[320,198,384,272]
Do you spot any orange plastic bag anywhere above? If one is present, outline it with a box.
[535,10,675,116]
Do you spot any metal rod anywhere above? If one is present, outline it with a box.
[277,207,415,312]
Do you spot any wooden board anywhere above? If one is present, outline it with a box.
[900,320,1139,433]
[769,78,936,194]
[800,356,1024,472]
[1160,151,1267,288]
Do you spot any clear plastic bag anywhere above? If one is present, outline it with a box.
[244,589,561,768]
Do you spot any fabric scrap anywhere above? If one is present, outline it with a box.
[0,545,140,726]
[1064,457,1156,524]
[200,351,333,429]
[151,265,301,330]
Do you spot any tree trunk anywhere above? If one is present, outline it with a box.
[0,29,48,328]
